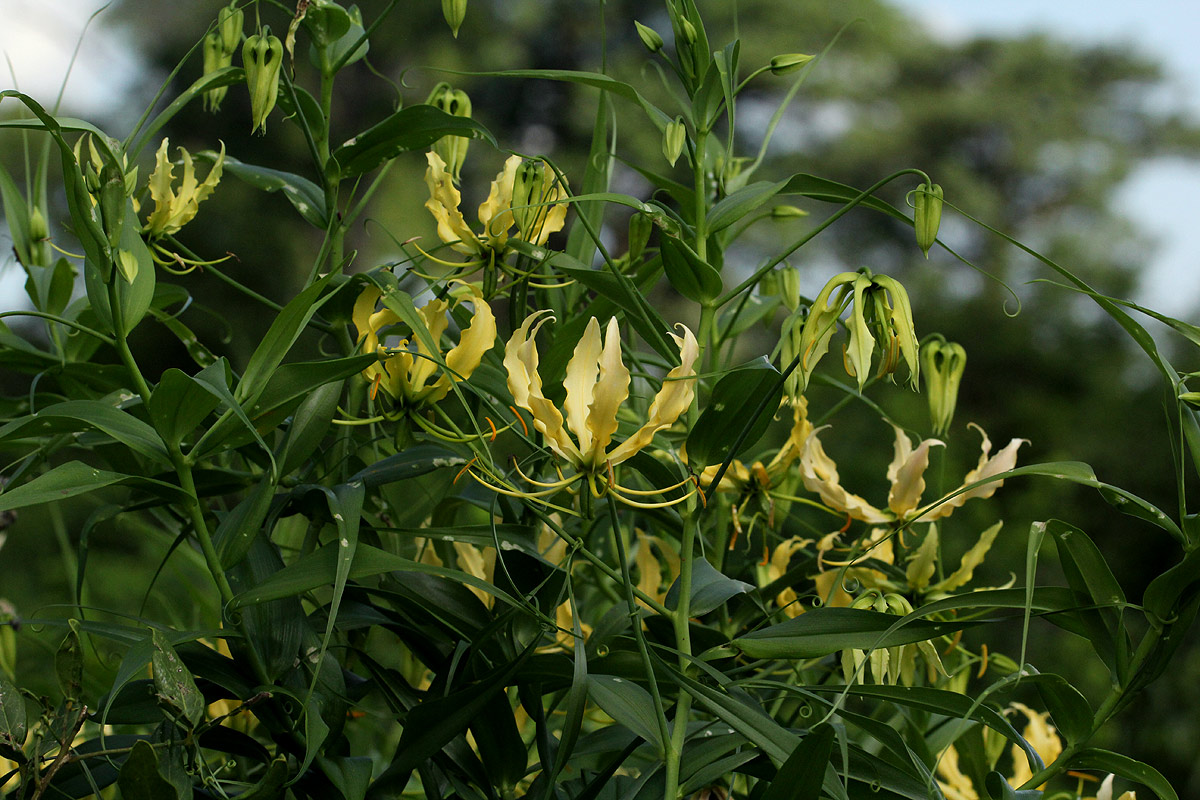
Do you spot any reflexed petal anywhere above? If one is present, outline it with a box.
[929,521,1002,592]
[886,426,943,518]
[607,323,699,465]
[844,273,875,389]
[430,285,496,402]
[797,272,857,391]
[766,397,812,474]
[563,317,603,458]
[352,286,383,346]
[935,746,980,800]
[905,523,939,590]
[925,424,1027,520]
[585,317,631,466]
[408,297,451,393]
[505,311,582,465]
[798,427,889,524]
[424,151,479,254]
[479,155,521,249]
[532,183,570,245]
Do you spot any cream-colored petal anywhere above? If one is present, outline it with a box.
[426,286,496,403]
[905,523,939,590]
[1008,702,1062,790]
[504,311,582,465]
[886,426,943,518]
[424,151,480,254]
[585,317,631,467]
[353,286,383,345]
[531,182,570,245]
[935,746,981,800]
[606,324,698,466]
[407,297,451,393]
[766,397,813,474]
[925,424,1027,520]
[798,426,890,524]
[479,155,520,249]
[844,273,875,389]
[563,317,603,458]
[929,521,1002,592]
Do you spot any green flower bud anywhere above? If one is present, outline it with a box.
[779,266,801,312]
[29,206,48,242]
[202,32,233,112]
[913,181,943,258]
[921,335,967,436]
[769,53,814,75]
[627,212,652,263]
[427,82,472,182]
[243,27,283,135]
[771,205,809,220]
[511,159,564,243]
[442,0,467,38]
[634,20,664,53]
[678,17,697,47]
[217,1,244,54]
[663,116,686,168]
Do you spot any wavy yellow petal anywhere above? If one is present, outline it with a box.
[799,427,889,524]
[886,426,943,518]
[586,317,631,467]
[427,286,496,403]
[563,317,602,458]
[504,311,581,465]
[479,155,520,249]
[424,151,479,254]
[925,424,1027,520]
[607,324,698,466]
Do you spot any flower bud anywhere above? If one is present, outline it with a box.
[511,159,563,243]
[217,1,244,54]
[663,116,686,168]
[678,17,697,47]
[29,206,48,242]
[921,335,967,436]
[202,32,233,112]
[769,53,813,75]
[627,211,652,263]
[427,82,472,182]
[634,20,664,53]
[778,266,801,311]
[771,205,809,220]
[913,181,943,258]
[442,0,467,38]
[243,28,283,134]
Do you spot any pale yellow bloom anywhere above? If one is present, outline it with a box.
[505,312,699,473]
[353,284,496,407]
[759,536,812,617]
[800,422,1026,524]
[936,702,1065,800]
[424,151,567,258]
[1092,774,1137,800]
[144,138,224,237]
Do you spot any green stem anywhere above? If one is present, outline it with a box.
[692,130,709,262]
[606,496,673,762]
[106,278,152,402]
[0,311,114,346]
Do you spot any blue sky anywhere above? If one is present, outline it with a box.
[892,0,1200,315]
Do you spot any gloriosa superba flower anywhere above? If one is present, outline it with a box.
[423,151,568,266]
[794,268,919,393]
[486,311,700,508]
[352,283,495,410]
[799,421,1027,525]
[144,138,225,239]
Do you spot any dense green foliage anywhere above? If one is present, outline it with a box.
[1,2,1199,799]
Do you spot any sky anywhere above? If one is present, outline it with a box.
[2,0,1200,314]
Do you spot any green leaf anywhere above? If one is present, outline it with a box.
[151,629,204,728]
[760,724,835,800]
[780,173,910,222]
[0,673,25,759]
[564,89,614,268]
[348,443,467,488]
[278,379,342,476]
[1067,749,1178,800]
[0,461,186,513]
[82,200,156,333]
[587,674,664,752]
[664,558,753,616]
[732,607,975,659]
[707,180,786,233]
[670,666,799,763]
[983,771,1041,799]
[233,757,289,800]
[149,369,222,447]
[194,358,277,476]
[208,153,327,227]
[214,477,277,570]
[0,398,170,465]
[331,104,496,177]
[1023,673,1092,746]
[118,740,181,800]
[660,234,722,304]
[686,357,783,469]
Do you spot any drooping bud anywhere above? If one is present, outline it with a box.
[662,116,686,168]
[427,82,472,182]
[627,212,652,263]
[769,53,814,76]
[778,266,801,312]
[242,27,284,134]
[217,1,244,53]
[921,335,967,436]
[864,274,920,390]
[913,181,943,258]
[202,32,233,112]
[442,0,467,38]
[634,20,664,53]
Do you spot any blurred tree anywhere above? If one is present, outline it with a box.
[26,0,1200,791]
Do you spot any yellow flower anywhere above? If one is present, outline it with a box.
[353,284,496,407]
[505,312,699,474]
[799,422,1026,524]
[143,138,224,238]
[936,702,1065,800]
[424,151,567,259]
